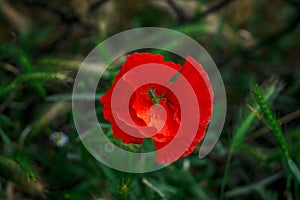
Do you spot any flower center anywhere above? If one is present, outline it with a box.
[148,88,166,105]
[148,104,167,132]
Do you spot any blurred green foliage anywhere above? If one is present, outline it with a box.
[0,0,300,199]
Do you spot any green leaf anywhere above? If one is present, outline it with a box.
[225,172,282,198]
[250,84,300,184]
[0,126,14,153]
[168,70,182,83]
[288,159,300,183]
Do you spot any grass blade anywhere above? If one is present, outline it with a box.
[221,79,283,199]
[0,126,14,153]
[250,84,300,184]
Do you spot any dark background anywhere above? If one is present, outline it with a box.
[0,0,300,199]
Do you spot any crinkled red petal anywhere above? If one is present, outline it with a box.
[132,84,180,142]
[152,56,213,163]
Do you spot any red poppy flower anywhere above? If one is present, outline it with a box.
[100,52,213,163]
